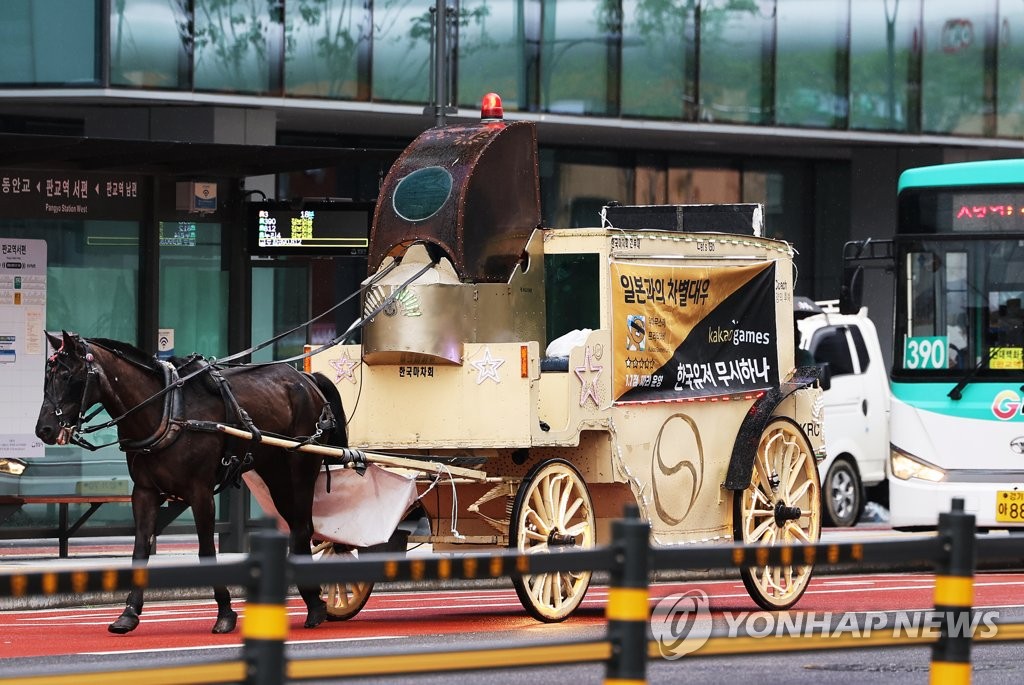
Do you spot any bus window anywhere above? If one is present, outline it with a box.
[908,250,941,338]
[904,247,968,369]
[988,291,1024,368]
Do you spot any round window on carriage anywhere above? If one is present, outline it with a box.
[392,166,453,222]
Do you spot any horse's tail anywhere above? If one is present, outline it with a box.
[310,372,348,448]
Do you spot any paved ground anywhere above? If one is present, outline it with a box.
[0,524,918,611]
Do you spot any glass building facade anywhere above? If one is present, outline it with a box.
[2,0,1023,536]
[3,1,1022,136]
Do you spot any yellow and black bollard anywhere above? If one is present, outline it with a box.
[244,530,290,685]
[604,505,651,685]
[930,498,977,685]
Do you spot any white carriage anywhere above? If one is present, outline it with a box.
[295,104,826,622]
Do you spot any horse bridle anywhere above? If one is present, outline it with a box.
[44,338,103,448]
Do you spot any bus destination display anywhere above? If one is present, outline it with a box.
[251,202,371,256]
[952,191,1024,232]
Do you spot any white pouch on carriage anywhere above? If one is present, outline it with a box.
[243,464,418,548]
[312,464,418,547]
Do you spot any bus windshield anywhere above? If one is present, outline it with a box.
[895,180,1024,378]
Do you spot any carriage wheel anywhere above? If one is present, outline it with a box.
[510,459,595,622]
[312,540,374,620]
[733,417,821,610]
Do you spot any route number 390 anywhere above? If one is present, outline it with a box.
[904,336,947,370]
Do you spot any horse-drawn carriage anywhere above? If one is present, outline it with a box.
[35,96,825,633]
[295,99,826,622]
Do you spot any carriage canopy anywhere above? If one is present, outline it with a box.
[368,119,541,283]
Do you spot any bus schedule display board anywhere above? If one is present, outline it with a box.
[0,239,46,459]
[248,201,372,256]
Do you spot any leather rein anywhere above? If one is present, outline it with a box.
[47,252,436,454]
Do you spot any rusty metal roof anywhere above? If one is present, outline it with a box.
[369,120,541,282]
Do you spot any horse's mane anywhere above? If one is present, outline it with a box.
[88,337,163,374]
[87,337,227,396]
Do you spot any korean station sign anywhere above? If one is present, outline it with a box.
[0,170,144,220]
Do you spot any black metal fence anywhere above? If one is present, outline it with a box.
[1,500,1023,684]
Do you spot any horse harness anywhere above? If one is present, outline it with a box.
[48,339,334,492]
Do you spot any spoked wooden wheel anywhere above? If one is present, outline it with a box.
[510,459,595,622]
[312,540,374,620]
[733,417,821,610]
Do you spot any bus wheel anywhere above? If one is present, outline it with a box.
[510,459,595,622]
[733,417,821,610]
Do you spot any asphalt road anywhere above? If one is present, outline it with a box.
[2,571,1024,683]
[2,523,1023,683]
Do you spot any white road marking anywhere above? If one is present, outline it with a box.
[81,635,407,655]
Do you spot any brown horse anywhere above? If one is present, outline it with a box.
[34,331,346,634]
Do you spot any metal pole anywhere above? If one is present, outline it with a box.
[244,530,290,685]
[929,497,976,685]
[434,0,448,127]
[604,504,650,685]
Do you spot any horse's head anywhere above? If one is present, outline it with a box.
[35,330,99,446]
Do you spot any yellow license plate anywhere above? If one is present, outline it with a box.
[995,490,1024,523]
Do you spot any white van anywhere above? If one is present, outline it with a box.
[796,300,890,527]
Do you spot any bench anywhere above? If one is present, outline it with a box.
[0,495,189,558]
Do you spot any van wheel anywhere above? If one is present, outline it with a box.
[823,458,864,528]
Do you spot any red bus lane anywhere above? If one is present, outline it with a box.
[2,573,1022,659]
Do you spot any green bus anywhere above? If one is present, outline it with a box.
[865,159,1024,529]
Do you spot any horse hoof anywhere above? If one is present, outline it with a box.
[304,604,326,629]
[212,610,238,634]
[108,607,140,634]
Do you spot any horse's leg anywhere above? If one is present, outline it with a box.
[288,461,327,629]
[109,486,160,634]
[294,513,327,629]
[193,492,237,633]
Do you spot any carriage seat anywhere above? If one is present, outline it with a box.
[541,328,592,373]
[541,356,569,372]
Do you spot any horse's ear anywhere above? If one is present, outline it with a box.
[45,331,62,352]
[61,330,83,356]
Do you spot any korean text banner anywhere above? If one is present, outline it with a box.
[612,261,778,402]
